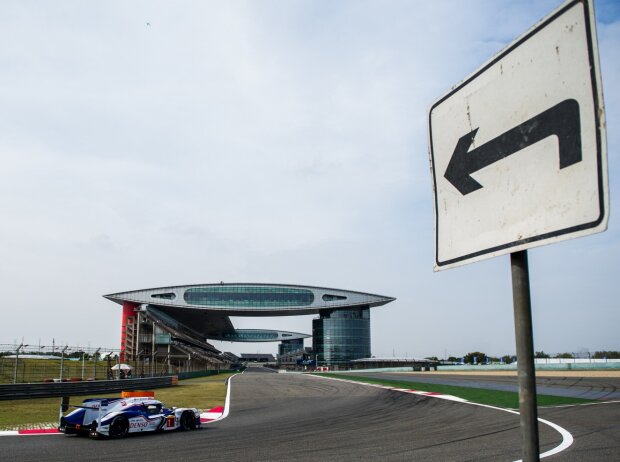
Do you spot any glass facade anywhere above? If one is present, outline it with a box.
[154,326,171,344]
[151,292,176,300]
[278,338,304,356]
[322,294,347,302]
[184,286,314,307]
[312,307,370,366]
[221,330,279,341]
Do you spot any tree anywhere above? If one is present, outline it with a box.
[555,352,574,359]
[593,351,620,359]
[534,351,550,358]
[463,351,486,365]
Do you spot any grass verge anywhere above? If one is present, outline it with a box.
[313,373,595,409]
[0,373,234,428]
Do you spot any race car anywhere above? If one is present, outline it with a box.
[59,395,201,438]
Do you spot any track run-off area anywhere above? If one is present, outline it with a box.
[2,368,619,461]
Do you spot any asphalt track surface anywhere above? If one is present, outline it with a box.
[1,368,618,461]
[358,371,620,400]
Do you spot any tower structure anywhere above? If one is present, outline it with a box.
[105,283,394,370]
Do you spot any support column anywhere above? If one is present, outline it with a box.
[120,302,137,363]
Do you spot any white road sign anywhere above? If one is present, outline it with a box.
[428,0,608,271]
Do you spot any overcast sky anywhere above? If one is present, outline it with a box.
[1,0,618,358]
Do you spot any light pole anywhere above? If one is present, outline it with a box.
[13,343,27,384]
[93,348,101,380]
[59,345,68,382]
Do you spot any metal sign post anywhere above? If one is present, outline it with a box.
[427,1,608,460]
[511,250,539,462]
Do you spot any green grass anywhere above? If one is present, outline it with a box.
[0,373,234,428]
[0,358,115,383]
[313,373,595,409]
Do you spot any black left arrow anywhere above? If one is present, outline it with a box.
[444,98,582,195]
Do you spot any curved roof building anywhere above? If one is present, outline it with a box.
[105,283,395,367]
[105,283,394,315]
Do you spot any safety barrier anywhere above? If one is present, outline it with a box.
[176,369,241,380]
[0,376,177,400]
[437,362,620,372]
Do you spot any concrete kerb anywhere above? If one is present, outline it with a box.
[199,369,242,424]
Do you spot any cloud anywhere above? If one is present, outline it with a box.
[0,0,618,358]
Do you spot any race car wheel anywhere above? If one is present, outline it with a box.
[179,412,195,431]
[109,416,129,438]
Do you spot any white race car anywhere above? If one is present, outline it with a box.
[59,396,201,438]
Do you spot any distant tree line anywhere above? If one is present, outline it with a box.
[437,350,620,364]
[443,352,514,364]
[592,351,620,359]
[535,350,620,359]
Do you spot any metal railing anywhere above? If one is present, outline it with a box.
[1,344,121,384]
[0,343,228,384]
[0,376,177,400]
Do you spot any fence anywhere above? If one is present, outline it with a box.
[533,357,620,364]
[0,344,119,384]
[0,376,178,400]
[0,343,226,384]
[177,369,239,380]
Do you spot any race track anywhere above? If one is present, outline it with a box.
[358,371,620,400]
[2,368,617,461]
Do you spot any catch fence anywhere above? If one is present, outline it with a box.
[0,343,223,384]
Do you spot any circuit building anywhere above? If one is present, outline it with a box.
[104,283,395,371]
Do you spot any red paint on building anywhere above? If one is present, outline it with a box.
[120,302,137,362]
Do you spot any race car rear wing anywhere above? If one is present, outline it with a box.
[58,397,113,428]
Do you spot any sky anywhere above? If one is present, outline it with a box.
[1,0,619,359]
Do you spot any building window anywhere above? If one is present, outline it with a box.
[313,307,371,365]
[151,293,176,300]
[184,286,315,307]
[322,294,347,302]
[222,330,279,340]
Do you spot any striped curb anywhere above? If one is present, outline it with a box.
[199,405,225,423]
[198,370,239,425]
[0,427,60,436]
